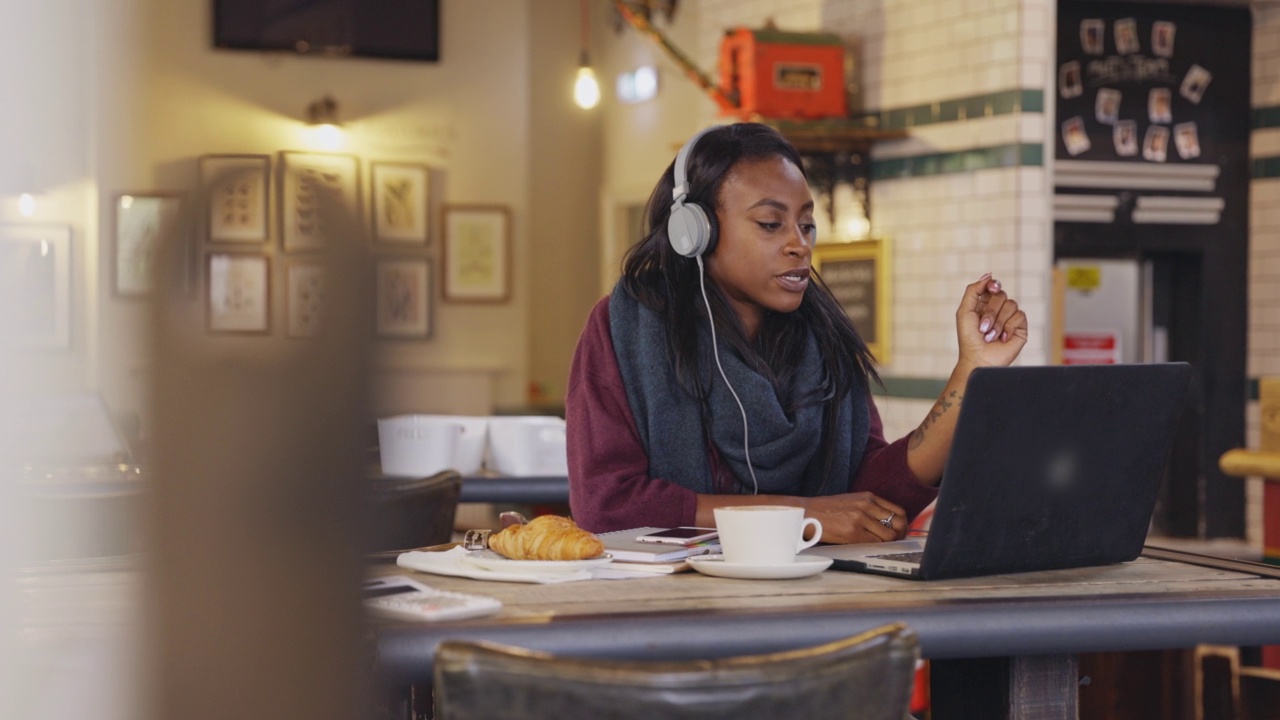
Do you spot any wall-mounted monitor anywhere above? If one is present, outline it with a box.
[213,0,440,63]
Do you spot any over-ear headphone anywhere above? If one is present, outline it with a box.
[667,124,819,257]
[667,125,723,258]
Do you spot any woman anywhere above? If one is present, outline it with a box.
[566,123,1027,544]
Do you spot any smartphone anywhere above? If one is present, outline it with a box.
[635,527,720,546]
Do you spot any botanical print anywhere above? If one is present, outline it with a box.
[377,259,431,338]
[373,163,429,244]
[201,156,269,243]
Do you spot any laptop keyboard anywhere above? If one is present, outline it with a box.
[868,551,924,564]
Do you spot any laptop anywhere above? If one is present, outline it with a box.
[803,363,1192,580]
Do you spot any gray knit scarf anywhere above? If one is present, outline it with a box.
[609,285,868,496]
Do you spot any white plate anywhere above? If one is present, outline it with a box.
[462,549,614,574]
[686,554,832,580]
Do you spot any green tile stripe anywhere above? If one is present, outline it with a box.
[745,29,844,47]
[1254,156,1280,179]
[1253,106,1280,130]
[873,377,949,400]
[848,89,1044,130]
[872,143,1042,180]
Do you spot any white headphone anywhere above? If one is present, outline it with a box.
[667,125,722,258]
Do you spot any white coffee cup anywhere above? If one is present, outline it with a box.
[713,505,823,566]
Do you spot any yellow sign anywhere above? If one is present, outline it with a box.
[1066,266,1101,291]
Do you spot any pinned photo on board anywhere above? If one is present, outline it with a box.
[1149,87,1172,124]
[1060,61,1083,99]
[1174,122,1201,160]
[1181,65,1212,104]
[1113,120,1138,157]
[1144,125,1170,163]
[1095,89,1122,125]
[1114,17,1139,54]
[1081,19,1105,55]
[1063,117,1091,156]
[1152,21,1176,58]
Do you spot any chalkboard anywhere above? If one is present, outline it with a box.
[812,239,889,363]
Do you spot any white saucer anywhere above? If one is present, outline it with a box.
[462,549,614,574]
[685,554,832,580]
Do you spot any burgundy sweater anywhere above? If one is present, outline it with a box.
[566,296,938,534]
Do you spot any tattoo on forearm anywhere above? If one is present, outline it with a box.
[908,390,963,449]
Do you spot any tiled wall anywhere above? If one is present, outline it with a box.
[1248,6,1280,546]
[696,0,1054,440]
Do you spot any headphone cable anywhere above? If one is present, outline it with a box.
[696,255,760,495]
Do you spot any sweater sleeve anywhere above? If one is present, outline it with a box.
[566,298,699,533]
[848,392,939,520]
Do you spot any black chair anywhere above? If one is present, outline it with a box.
[366,470,462,554]
[433,622,919,720]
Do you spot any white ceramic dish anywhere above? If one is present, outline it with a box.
[462,549,614,574]
[685,554,832,580]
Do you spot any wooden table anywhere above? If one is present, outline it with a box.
[372,546,1280,719]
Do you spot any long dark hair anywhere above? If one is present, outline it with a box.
[619,123,880,488]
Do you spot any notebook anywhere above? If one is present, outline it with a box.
[802,363,1192,580]
[597,527,721,563]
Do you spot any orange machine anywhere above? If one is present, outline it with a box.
[717,28,848,120]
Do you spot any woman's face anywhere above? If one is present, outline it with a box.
[705,155,815,340]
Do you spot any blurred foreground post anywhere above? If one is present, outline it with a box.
[145,187,374,720]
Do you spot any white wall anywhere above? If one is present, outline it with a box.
[93,0,542,421]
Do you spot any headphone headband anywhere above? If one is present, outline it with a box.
[672,125,722,204]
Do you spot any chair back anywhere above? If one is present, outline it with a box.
[434,622,918,720]
[366,470,461,553]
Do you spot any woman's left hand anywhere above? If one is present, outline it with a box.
[955,272,1028,369]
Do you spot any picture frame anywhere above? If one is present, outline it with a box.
[0,224,71,348]
[371,162,430,244]
[199,154,270,244]
[206,252,270,334]
[376,257,432,339]
[442,204,511,303]
[285,259,326,338]
[114,192,183,297]
[278,151,360,253]
[811,239,891,364]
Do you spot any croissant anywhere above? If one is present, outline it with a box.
[487,515,604,561]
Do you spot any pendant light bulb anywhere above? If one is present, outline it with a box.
[574,64,601,109]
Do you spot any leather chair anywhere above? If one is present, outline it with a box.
[432,622,919,720]
[366,470,462,554]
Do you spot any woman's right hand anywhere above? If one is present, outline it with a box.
[803,492,907,544]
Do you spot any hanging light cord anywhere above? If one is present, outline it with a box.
[579,0,591,66]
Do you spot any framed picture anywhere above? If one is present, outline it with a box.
[376,258,432,339]
[371,162,430,244]
[442,205,511,303]
[811,239,891,364]
[114,192,183,297]
[199,154,270,243]
[0,225,71,348]
[278,151,360,252]
[207,252,270,333]
[285,260,326,338]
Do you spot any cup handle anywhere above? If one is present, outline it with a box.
[796,517,823,552]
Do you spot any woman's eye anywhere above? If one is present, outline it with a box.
[757,222,782,231]
[800,223,817,235]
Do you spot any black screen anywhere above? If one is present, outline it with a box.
[214,0,440,62]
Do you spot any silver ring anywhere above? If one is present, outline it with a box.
[880,512,895,528]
